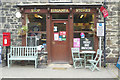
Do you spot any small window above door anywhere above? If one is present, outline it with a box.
[52,14,68,19]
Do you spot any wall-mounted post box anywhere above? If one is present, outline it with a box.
[3,32,11,46]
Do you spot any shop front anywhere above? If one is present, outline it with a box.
[18,4,101,64]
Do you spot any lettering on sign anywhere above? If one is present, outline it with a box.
[76,9,90,12]
[51,9,69,13]
[31,9,40,12]
[80,38,94,50]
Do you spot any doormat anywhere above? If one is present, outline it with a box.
[52,67,67,70]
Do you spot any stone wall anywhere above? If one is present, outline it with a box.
[0,2,22,46]
[105,2,119,62]
[0,1,119,63]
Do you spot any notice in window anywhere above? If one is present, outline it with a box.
[54,33,59,41]
[73,38,80,48]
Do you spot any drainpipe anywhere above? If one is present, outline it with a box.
[104,0,106,68]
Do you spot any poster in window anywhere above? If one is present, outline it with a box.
[60,31,66,35]
[54,26,57,32]
[73,38,80,48]
[54,33,59,41]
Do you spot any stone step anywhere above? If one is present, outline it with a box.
[48,64,73,69]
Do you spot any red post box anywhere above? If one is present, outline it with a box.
[3,32,11,46]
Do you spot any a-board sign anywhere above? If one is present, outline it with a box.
[80,38,94,50]
[97,23,104,36]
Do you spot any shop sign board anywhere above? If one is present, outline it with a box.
[73,38,80,48]
[49,0,72,2]
[50,9,69,13]
[80,38,94,50]
[31,9,40,12]
[76,9,90,12]
[97,23,104,36]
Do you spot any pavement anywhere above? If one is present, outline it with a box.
[0,63,119,78]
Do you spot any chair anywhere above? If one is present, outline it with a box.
[88,49,102,71]
[71,48,83,69]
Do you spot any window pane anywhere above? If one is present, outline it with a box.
[28,14,46,31]
[52,14,68,19]
[27,14,47,49]
[53,23,66,41]
[73,13,95,31]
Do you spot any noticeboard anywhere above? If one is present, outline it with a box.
[80,38,94,50]
[97,23,104,36]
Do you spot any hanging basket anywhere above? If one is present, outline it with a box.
[18,30,27,36]
[18,25,28,36]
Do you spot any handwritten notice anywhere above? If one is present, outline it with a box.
[73,38,80,48]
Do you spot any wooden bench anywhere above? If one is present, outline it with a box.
[8,46,38,68]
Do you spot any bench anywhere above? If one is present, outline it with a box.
[8,46,38,68]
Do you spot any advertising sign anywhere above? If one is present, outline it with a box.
[60,31,66,36]
[97,23,104,36]
[80,38,94,50]
[73,38,80,48]
[100,6,109,18]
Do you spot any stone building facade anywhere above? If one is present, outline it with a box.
[0,0,119,64]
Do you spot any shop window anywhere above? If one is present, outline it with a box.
[74,13,95,31]
[26,14,47,50]
[73,13,95,50]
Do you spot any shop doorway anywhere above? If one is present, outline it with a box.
[51,20,69,63]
